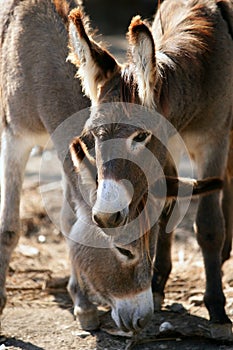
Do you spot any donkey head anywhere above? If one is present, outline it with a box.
[67,8,178,231]
[70,103,168,232]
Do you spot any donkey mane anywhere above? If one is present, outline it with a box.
[155,1,216,58]
[120,65,139,104]
[106,1,218,115]
[151,1,222,115]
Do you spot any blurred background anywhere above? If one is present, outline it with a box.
[82,0,158,35]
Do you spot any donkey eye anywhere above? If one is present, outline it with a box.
[133,132,150,143]
[115,246,135,260]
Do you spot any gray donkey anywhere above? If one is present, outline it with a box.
[0,0,90,315]
[67,0,233,334]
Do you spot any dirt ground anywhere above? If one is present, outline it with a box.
[1,150,233,350]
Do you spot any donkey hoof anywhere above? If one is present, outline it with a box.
[74,306,100,331]
[209,323,233,340]
[153,292,164,312]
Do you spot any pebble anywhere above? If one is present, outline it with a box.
[159,321,174,333]
[71,330,91,338]
[159,345,168,349]
[16,244,39,257]
[38,234,46,243]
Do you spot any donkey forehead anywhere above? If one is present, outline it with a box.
[92,123,141,140]
[86,106,155,139]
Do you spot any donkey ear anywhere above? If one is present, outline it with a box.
[70,133,97,205]
[68,9,119,103]
[70,132,96,171]
[128,16,156,108]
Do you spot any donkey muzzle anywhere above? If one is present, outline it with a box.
[111,288,153,332]
[92,179,132,228]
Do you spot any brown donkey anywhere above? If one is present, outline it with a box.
[68,0,233,333]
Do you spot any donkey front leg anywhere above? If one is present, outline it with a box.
[221,175,233,263]
[221,135,233,264]
[152,227,172,311]
[60,175,77,237]
[152,161,177,310]
[67,266,99,330]
[0,129,32,313]
[193,135,232,332]
[196,191,232,330]
[152,202,175,311]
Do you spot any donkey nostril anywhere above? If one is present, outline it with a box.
[92,210,126,228]
[108,211,127,227]
[93,214,103,227]
[113,211,121,224]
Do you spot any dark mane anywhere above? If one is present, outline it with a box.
[153,0,218,116]
[98,66,140,105]
[120,65,139,104]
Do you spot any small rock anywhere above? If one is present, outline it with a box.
[16,244,39,257]
[38,234,46,243]
[71,330,91,338]
[159,321,174,333]
[159,345,168,349]
[0,345,6,350]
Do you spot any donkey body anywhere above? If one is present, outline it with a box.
[0,0,90,314]
[68,0,233,333]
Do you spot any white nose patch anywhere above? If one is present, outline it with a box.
[93,179,133,214]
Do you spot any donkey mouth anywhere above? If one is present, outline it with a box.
[111,287,153,332]
[92,207,128,228]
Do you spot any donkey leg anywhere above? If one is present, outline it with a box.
[221,175,233,264]
[221,136,233,264]
[60,179,99,330]
[60,175,76,237]
[67,267,99,330]
[152,218,173,311]
[0,129,32,313]
[152,160,177,310]
[196,191,232,330]
[193,136,232,338]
